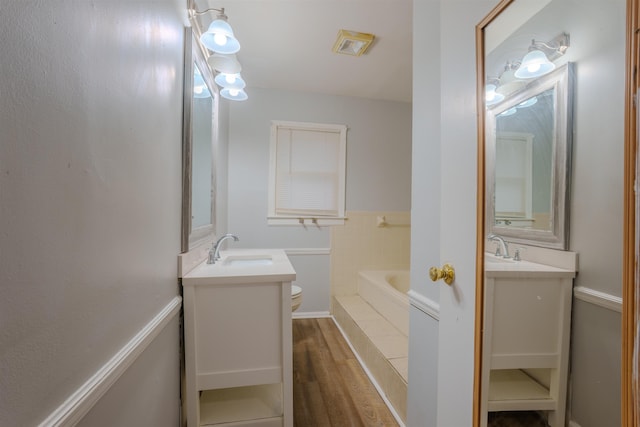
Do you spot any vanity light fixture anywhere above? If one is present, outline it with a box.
[221,87,248,101]
[208,53,242,74]
[514,32,570,79]
[332,29,375,56]
[214,72,246,90]
[190,2,248,101]
[198,8,240,54]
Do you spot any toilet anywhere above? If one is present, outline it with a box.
[291,285,302,312]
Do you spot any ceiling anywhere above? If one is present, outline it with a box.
[191,0,413,103]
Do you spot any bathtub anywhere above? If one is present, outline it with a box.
[357,270,410,336]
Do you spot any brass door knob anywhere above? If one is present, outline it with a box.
[429,263,455,285]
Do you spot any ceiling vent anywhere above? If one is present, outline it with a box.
[332,29,375,56]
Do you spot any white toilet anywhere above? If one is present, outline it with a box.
[291,285,302,312]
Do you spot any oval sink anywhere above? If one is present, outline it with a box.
[223,255,274,266]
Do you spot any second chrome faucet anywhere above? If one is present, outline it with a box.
[207,233,240,264]
[488,234,510,259]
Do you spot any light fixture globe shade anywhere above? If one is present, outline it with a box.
[214,73,246,90]
[200,19,241,54]
[207,53,242,74]
[496,68,525,98]
[514,49,555,79]
[485,83,505,106]
[221,87,248,101]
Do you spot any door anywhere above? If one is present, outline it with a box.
[407,1,500,426]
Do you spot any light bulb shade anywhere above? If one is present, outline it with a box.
[221,87,248,101]
[214,73,246,89]
[485,83,505,106]
[200,18,240,54]
[496,68,525,98]
[208,53,242,74]
[514,49,555,79]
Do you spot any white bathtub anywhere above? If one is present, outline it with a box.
[357,270,410,336]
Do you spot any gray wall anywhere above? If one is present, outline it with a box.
[0,1,184,425]
[226,87,412,313]
[566,0,625,424]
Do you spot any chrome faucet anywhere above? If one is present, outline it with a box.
[488,234,510,259]
[207,234,239,264]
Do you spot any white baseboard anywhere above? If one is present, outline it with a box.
[38,296,182,427]
[568,420,582,427]
[292,310,331,319]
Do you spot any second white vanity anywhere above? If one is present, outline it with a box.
[182,249,296,427]
[481,249,577,427]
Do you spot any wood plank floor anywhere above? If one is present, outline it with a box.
[292,318,400,427]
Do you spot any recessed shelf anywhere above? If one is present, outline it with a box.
[200,384,283,426]
[488,369,555,412]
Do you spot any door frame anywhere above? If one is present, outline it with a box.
[622,0,638,425]
[473,0,638,425]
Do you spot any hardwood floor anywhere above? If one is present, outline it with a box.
[292,318,400,427]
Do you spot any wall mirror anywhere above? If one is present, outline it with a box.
[486,62,573,249]
[181,27,218,252]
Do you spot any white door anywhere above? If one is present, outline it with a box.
[407,1,500,426]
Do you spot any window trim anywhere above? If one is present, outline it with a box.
[268,120,347,226]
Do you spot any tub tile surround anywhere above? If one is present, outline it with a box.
[334,296,408,423]
[330,211,411,423]
[330,211,411,297]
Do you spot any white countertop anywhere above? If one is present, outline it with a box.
[484,253,576,279]
[182,249,297,286]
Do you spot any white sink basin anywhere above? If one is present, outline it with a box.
[485,254,516,264]
[183,249,296,286]
[223,255,273,266]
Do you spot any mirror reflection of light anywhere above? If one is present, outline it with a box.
[486,84,505,105]
[499,107,517,117]
[518,97,538,108]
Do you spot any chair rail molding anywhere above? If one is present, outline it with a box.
[37,296,182,427]
[408,290,440,321]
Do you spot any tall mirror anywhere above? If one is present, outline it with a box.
[181,27,217,252]
[477,0,626,426]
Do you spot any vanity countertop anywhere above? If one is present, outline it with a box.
[182,248,296,286]
[485,253,576,279]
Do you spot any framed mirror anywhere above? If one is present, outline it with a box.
[486,63,574,249]
[181,27,218,252]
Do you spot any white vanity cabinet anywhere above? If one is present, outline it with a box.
[482,254,576,427]
[182,249,296,427]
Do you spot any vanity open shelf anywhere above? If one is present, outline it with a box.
[481,252,577,427]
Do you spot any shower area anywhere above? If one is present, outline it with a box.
[331,211,411,423]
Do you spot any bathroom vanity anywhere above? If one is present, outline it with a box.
[182,249,296,427]
[481,252,577,427]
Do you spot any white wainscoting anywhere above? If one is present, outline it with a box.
[38,296,182,427]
